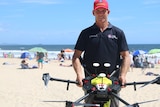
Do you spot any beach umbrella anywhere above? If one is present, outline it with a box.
[64,48,74,52]
[29,47,47,53]
[20,52,30,59]
[133,50,147,56]
[148,49,160,54]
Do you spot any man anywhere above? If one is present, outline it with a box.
[72,0,130,106]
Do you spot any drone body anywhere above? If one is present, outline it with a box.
[42,63,160,107]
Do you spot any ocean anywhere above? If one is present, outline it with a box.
[0,44,160,51]
[0,44,75,51]
[0,44,160,59]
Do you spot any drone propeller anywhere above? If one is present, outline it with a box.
[43,100,100,107]
[137,99,159,105]
[73,103,100,107]
[43,100,67,102]
[139,76,160,88]
[125,99,159,107]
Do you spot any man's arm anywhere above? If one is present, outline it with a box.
[119,51,131,87]
[72,49,84,87]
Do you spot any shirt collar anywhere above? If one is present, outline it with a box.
[93,22,113,30]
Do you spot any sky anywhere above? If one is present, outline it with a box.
[0,0,160,45]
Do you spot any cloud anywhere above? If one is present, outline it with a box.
[143,0,160,5]
[109,16,135,22]
[0,23,7,32]
[0,2,10,5]
[0,0,62,5]
[4,14,24,18]
[0,28,4,32]
[144,21,160,25]
[20,0,61,5]
[0,27,7,32]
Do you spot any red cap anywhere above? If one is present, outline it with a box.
[94,0,109,10]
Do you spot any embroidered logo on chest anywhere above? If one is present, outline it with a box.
[108,34,118,39]
[89,35,98,38]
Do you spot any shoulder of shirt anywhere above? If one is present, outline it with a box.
[110,23,124,33]
[81,23,97,33]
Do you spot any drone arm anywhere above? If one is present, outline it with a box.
[50,78,78,84]
[50,78,78,90]
[125,76,160,86]
[74,91,94,103]
[125,76,160,90]
[125,81,150,91]
[125,81,151,86]
[109,92,130,106]
[72,91,101,107]
[42,73,78,90]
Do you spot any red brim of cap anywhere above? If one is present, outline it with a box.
[94,6,108,10]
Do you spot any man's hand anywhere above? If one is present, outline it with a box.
[76,75,84,87]
[119,75,126,88]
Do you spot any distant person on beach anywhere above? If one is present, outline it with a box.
[21,59,30,69]
[129,52,134,72]
[59,63,72,67]
[57,49,66,62]
[36,52,44,69]
[72,0,130,106]
[21,59,38,69]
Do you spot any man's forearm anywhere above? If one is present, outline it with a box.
[120,55,130,76]
[72,57,83,76]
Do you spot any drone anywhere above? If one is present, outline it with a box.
[42,63,160,107]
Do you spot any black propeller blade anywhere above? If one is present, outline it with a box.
[125,99,159,107]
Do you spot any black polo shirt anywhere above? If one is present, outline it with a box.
[75,23,129,76]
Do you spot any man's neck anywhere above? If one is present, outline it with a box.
[96,21,109,32]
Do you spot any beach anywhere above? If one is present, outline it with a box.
[0,58,160,107]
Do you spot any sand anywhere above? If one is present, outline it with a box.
[0,58,159,107]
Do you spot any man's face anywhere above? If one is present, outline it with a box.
[93,8,109,23]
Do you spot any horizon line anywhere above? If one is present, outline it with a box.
[0,43,160,45]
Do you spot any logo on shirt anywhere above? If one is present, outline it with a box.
[108,34,118,39]
[89,35,98,38]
